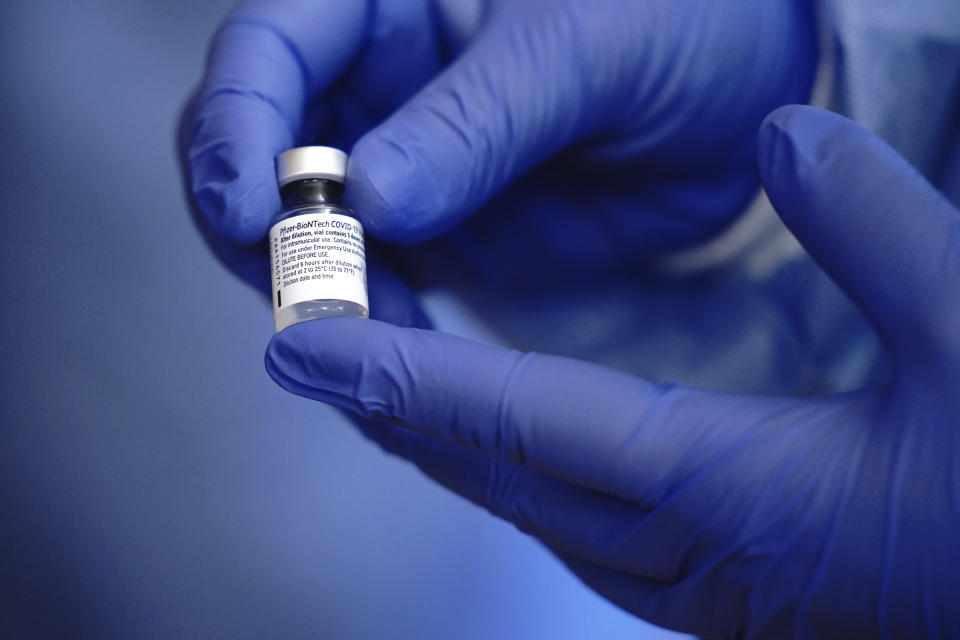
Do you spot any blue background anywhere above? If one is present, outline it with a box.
[0,2,684,637]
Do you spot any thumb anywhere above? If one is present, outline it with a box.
[758,105,960,376]
[345,7,610,243]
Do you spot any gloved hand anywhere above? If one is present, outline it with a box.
[180,0,816,291]
[264,107,960,638]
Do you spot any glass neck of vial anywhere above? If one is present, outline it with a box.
[281,178,344,208]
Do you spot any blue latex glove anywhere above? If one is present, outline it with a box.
[265,107,960,638]
[181,0,815,290]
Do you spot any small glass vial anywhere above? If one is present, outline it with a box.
[269,146,368,331]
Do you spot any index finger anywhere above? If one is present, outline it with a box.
[185,0,370,244]
[264,318,786,504]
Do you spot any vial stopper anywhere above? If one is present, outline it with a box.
[276,146,348,187]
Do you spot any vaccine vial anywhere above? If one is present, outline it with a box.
[269,146,368,332]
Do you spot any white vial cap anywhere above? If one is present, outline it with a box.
[276,146,347,187]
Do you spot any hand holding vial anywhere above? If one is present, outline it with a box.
[264,107,960,638]
[178,0,960,636]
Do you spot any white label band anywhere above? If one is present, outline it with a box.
[269,211,368,311]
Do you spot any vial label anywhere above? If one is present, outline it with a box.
[269,212,368,311]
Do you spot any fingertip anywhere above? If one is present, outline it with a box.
[264,267,430,400]
[264,326,297,386]
[346,131,451,244]
[758,103,810,134]
[266,317,385,381]
[758,105,871,174]
[191,158,278,246]
[188,95,289,245]
[756,105,791,174]
[264,320,337,399]
[264,318,403,417]
[757,105,866,224]
[756,105,808,188]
